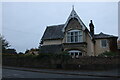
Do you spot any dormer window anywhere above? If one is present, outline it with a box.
[66,30,83,43]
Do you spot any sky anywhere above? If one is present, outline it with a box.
[2,2,118,53]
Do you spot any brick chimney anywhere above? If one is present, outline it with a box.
[89,20,94,37]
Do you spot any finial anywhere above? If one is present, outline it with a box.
[72,5,74,10]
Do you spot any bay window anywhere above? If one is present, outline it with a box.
[68,50,82,58]
[66,30,83,43]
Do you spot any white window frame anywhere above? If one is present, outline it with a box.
[100,39,107,48]
[66,30,83,43]
[68,50,82,57]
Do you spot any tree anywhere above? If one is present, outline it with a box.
[18,52,24,54]
[25,49,29,54]
[5,49,17,54]
[0,34,11,53]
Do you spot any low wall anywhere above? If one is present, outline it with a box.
[2,55,120,70]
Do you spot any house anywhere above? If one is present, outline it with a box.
[40,7,118,57]
[25,48,39,55]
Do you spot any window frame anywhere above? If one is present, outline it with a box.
[100,39,108,48]
[66,30,83,43]
[68,50,82,56]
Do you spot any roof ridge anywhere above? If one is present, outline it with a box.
[95,32,111,35]
[94,32,118,39]
[47,24,65,27]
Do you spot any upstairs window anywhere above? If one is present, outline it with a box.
[67,30,83,43]
[101,40,107,48]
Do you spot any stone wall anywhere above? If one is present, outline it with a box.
[95,39,110,56]
[2,55,120,70]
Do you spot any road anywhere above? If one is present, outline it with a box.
[2,68,111,78]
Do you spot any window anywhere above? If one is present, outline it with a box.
[101,40,107,48]
[67,30,83,43]
[68,50,82,58]
[71,53,74,56]
[79,52,82,56]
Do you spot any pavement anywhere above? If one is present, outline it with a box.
[2,66,120,78]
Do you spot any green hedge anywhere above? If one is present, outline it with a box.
[98,51,119,57]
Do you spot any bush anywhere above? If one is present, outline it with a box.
[36,52,71,61]
[36,53,53,59]
[98,51,118,57]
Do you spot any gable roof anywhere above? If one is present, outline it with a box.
[94,32,118,39]
[62,8,86,32]
[41,24,64,40]
[41,8,91,41]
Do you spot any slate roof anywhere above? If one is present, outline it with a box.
[40,44,62,54]
[41,24,64,40]
[94,32,117,39]
[42,26,117,40]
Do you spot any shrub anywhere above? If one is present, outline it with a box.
[36,53,53,59]
[98,51,118,57]
[36,52,71,61]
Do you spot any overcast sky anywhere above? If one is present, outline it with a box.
[2,2,118,53]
